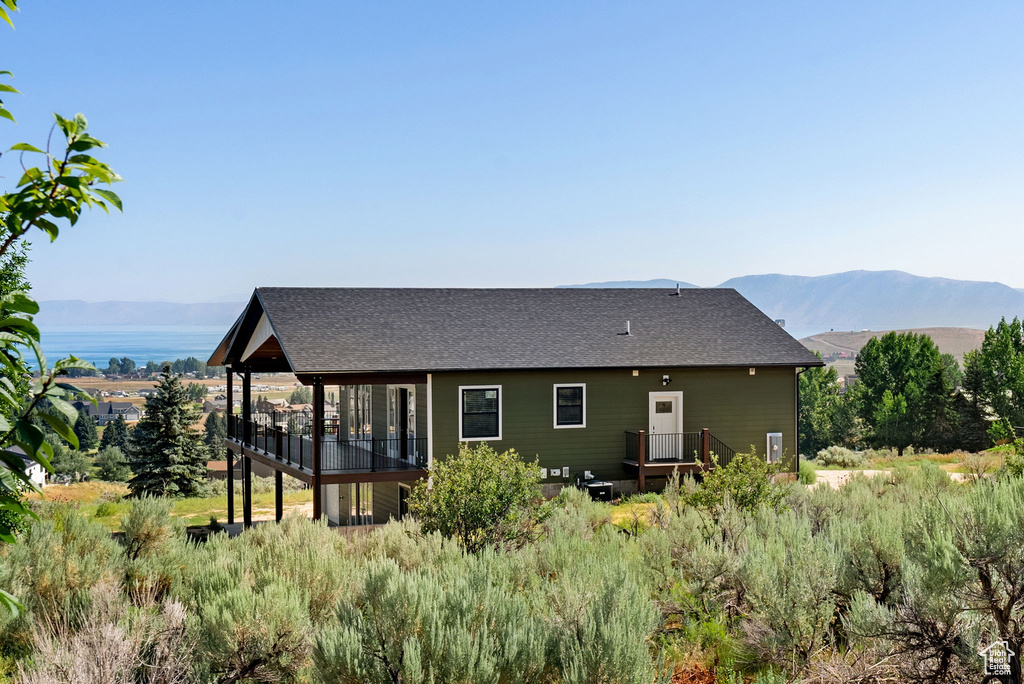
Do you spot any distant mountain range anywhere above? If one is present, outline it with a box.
[35,301,244,328]
[36,270,1024,331]
[565,270,1024,331]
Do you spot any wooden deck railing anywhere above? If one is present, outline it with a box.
[228,413,427,472]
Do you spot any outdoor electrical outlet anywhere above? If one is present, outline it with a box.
[563,467,569,479]
[540,468,547,478]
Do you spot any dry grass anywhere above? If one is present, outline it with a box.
[70,372,301,405]
[26,481,128,504]
[26,481,315,530]
[799,327,985,363]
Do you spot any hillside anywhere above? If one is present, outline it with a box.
[800,327,986,377]
[718,271,1024,331]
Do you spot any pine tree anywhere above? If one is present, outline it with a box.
[73,408,99,451]
[99,414,130,451]
[127,370,208,497]
[958,350,992,451]
[204,412,227,457]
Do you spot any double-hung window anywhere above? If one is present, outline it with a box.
[553,383,586,428]
[459,386,502,440]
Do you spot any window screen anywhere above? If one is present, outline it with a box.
[462,388,499,439]
[556,386,584,426]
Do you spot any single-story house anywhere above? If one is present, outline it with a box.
[6,447,46,489]
[72,401,143,425]
[209,287,822,528]
[204,398,242,413]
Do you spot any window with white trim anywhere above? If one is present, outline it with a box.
[553,383,586,428]
[459,385,502,440]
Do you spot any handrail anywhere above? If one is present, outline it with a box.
[624,429,736,469]
[227,412,426,472]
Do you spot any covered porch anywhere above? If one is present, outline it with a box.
[220,368,429,529]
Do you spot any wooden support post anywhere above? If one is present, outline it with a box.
[637,430,646,493]
[242,369,252,446]
[225,368,234,439]
[243,455,252,529]
[275,469,283,522]
[311,378,324,521]
[701,427,711,470]
[242,368,253,529]
[227,449,235,525]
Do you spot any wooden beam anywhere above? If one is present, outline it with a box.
[701,427,711,469]
[275,470,283,522]
[297,372,428,386]
[312,378,323,521]
[637,430,646,493]
[227,450,235,525]
[319,469,427,485]
[243,455,252,529]
[226,438,426,485]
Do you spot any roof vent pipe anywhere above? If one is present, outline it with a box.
[675,283,680,296]
[626,320,631,335]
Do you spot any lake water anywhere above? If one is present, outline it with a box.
[39,326,226,367]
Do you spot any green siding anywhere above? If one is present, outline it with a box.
[371,385,387,439]
[431,367,798,481]
[373,481,402,523]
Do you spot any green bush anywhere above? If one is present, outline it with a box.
[0,506,121,629]
[409,442,546,553]
[93,446,131,482]
[94,502,117,518]
[815,445,866,468]
[797,459,816,485]
[121,496,183,561]
[196,581,312,683]
[684,449,788,519]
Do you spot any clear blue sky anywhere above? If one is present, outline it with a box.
[5,1,1023,302]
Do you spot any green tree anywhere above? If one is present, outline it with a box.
[408,442,546,553]
[957,350,992,451]
[854,331,949,455]
[918,354,961,451]
[93,445,130,481]
[185,381,207,404]
[127,370,208,497]
[50,444,92,483]
[288,386,312,405]
[872,389,910,455]
[203,411,227,456]
[99,413,130,451]
[119,356,136,375]
[798,356,857,454]
[72,408,98,451]
[975,317,1024,433]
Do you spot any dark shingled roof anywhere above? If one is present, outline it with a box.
[212,287,822,374]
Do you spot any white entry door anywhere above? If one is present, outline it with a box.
[648,392,683,460]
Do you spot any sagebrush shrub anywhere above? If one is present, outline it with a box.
[815,446,865,468]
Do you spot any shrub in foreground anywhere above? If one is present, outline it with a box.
[408,442,546,552]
